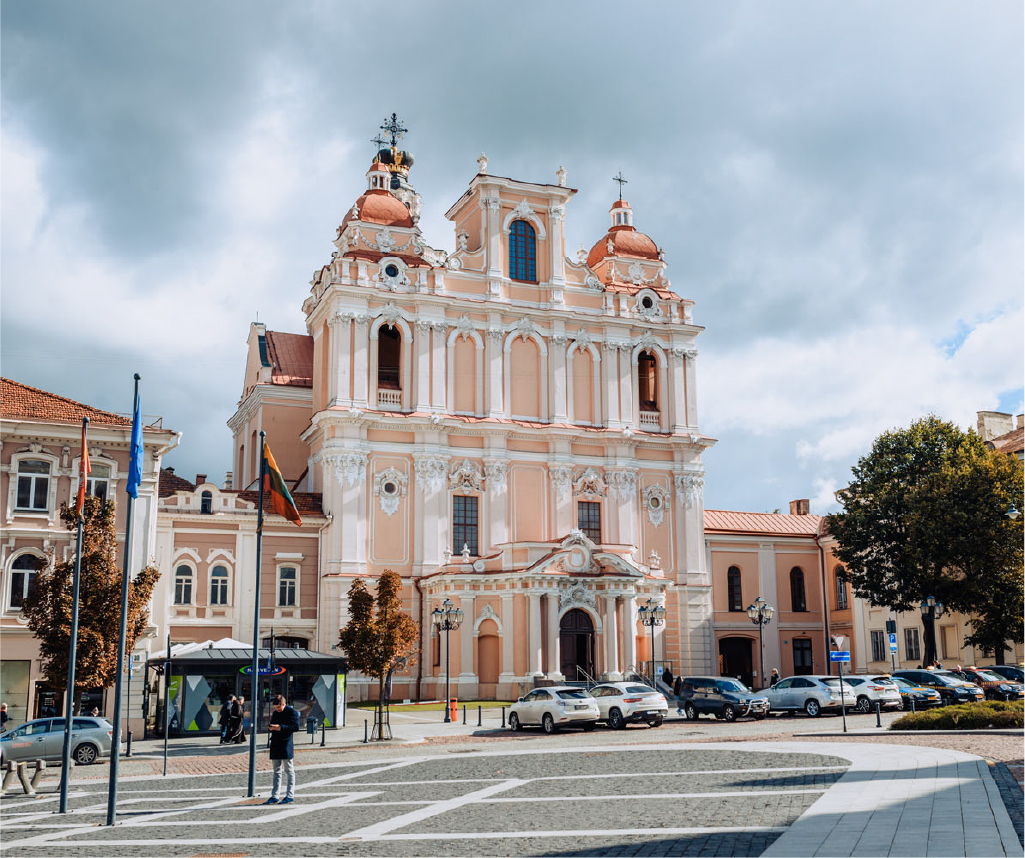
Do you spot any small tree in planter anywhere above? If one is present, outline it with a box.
[338,570,417,739]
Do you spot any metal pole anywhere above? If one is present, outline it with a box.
[162,633,170,776]
[443,624,451,723]
[58,418,88,814]
[838,661,848,734]
[757,618,765,690]
[649,622,655,684]
[126,653,132,757]
[247,432,267,798]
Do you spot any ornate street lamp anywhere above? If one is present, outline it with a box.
[637,598,667,685]
[746,596,775,690]
[919,595,945,668]
[1007,503,1020,521]
[431,598,463,723]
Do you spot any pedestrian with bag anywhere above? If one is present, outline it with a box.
[672,675,683,716]
[218,695,235,744]
[264,694,300,805]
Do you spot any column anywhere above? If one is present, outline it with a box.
[622,594,637,672]
[414,321,431,411]
[487,328,504,417]
[458,594,477,695]
[604,594,621,680]
[352,317,369,408]
[527,592,543,676]
[430,324,447,411]
[604,341,620,428]
[684,351,698,427]
[545,594,563,680]
[670,349,686,431]
[551,334,568,422]
[499,593,516,684]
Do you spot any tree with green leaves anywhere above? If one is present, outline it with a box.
[338,570,418,738]
[827,415,1023,665]
[22,497,160,713]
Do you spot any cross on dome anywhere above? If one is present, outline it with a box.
[613,170,628,201]
[380,112,408,148]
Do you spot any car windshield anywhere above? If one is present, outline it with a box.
[717,679,749,692]
[869,677,895,685]
[971,670,1005,683]
[932,674,967,687]
[626,686,656,694]
[556,690,589,700]
[891,677,914,689]
[820,678,846,689]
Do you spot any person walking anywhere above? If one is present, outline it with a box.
[219,695,235,744]
[225,695,246,744]
[769,668,781,687]
[0,703,9,732]
[661,666,673,691]
[672,675,683,716]
[264,694,300,805]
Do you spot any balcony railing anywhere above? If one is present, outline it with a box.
[639,410,660,429]
[377,389,402,408]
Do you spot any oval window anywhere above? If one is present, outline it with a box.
[641,296,654,309]
[383,481,397,496]
[385,264,399,278]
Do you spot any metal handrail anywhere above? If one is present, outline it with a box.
[575,666,600,689]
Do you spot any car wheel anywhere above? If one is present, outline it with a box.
[896,698,906,711]
[684,703,697,721]
[509,713,522,732]
[649,716,663,728]
[608,708,625,730]
[804,699,821,717]
[74,743,98,765]
[856,696,872,714]
[542,714,557,734]
[582,722,596,732]
[722,704,737,722]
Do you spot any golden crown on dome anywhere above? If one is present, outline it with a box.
[372,112,415,177]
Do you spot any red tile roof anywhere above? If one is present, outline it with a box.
[704,509,824,536]
[234,490,324,516]
[1,377,132,426]
[158,468,196,498]
[987,426,1024,456]
[265,331,313,388]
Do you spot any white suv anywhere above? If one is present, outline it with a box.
[764,675,856,717]
[508,686,599,733]
[841,675,902,712]
[589,682,669,729]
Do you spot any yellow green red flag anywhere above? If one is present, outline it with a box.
[263,442,301,526]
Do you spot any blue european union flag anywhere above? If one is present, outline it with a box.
[127,396,142,499]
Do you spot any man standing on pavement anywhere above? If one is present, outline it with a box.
[264,694,300,805]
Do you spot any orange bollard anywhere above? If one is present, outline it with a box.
[448,698,458,721]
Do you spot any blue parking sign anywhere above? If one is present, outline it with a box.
[888,632,897,652]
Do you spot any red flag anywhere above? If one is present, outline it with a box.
[76,421,91,515]
[263,442,301,526]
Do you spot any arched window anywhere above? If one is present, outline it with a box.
[834,566,848,610]
[9,554,40,610]
[638,351,659,414]
[200,491,213,514]
[727,566,743,612]
[790,567,807,612]
[508,220,537,283]
[16,459,51,511]
[209,565,229,605]
[174,565,193,605]
[377,325,401,397]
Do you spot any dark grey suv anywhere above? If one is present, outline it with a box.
[679,677,770,721]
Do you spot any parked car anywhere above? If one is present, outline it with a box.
[840,675,902,713]
[589,682,668,729]
[949,667,1025,701]
[762,675,855,717]
[679,677,770,722]
[890,675,943,710]
[508,686,599,734]
[892,669,985,705]
[987,665,1025,684]
[0,717,113,766]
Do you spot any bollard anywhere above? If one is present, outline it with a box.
[320,718,326,747]
[477,705,482,727]
[363,719,368,744]
[2,760,17,794]
[462,704,466,725]
[875,702,881,727]
[910,698,915,714]
[126,730,133,758]
[29,760,47,790]
[501,707,506,728]
[16,762,34,796]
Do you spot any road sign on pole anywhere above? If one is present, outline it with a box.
[829,650,851,662]
[888,633,897,653]
[831,635,848,651]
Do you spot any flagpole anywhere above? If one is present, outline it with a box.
[107,373,140,826]
[58,417,89,814]
[247,430,266,798]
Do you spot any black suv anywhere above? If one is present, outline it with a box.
[679,676,770,722]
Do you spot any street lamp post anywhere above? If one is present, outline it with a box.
[919,595,945,668]
[746,597,775,690]
[637,598,667,684]
[431,598,463,723]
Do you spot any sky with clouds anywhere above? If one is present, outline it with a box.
[2,1,1021,514]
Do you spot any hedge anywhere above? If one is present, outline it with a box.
[889,700,1023,730]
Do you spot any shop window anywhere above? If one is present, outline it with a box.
[452,495,479,556]
[577,501,601,542]
[637,352,658,413]
[9,554,40,610]
[173,565,193,605]
[790,567,807,612]
[16,459,51,511]
[278,566,297,607]
[509,219,537,283]
[727,566,743,612]
[209,565,229,605]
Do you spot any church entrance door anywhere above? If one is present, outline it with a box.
[718,637,754,689]
[559,609,595,681]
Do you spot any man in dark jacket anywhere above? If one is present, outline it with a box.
[264,694,300,805]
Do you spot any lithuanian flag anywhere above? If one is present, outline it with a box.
[263,442,302,526]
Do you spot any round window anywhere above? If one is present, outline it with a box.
[648,495,662,510]
[385,264,399,278]
[383,481,397,496]
[641,296,654,309]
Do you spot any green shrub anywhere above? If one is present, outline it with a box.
[890,700,1023,730]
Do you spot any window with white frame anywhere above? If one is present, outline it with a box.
[9,554,40,610]
[16,460,51,511]
[173,565,193,605]
[86,463,111,505]
[209,565,229,605]
[278,566,297,607]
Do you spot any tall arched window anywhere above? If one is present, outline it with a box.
[790,567,807,612]
[377,325,401,407]
[727,566,743,612]
[509,220,537,283]
[209,565,229,605]
[834,566,848,610]
[200,491,213,514]
[9,554,40,610]
[638,351,658,412]
[174,565,193,605]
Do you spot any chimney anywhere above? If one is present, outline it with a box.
[196,474,207,486]
[224,471,233,490]
[165,467,175,475]
[976,410,1013,441]
[789,499,810,516]
[1018,414,1024,430]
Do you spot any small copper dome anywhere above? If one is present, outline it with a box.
[586,227,659,268]
[341,188,414,229]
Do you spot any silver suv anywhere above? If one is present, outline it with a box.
[0,717,114,765]
[763,675,856,717]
